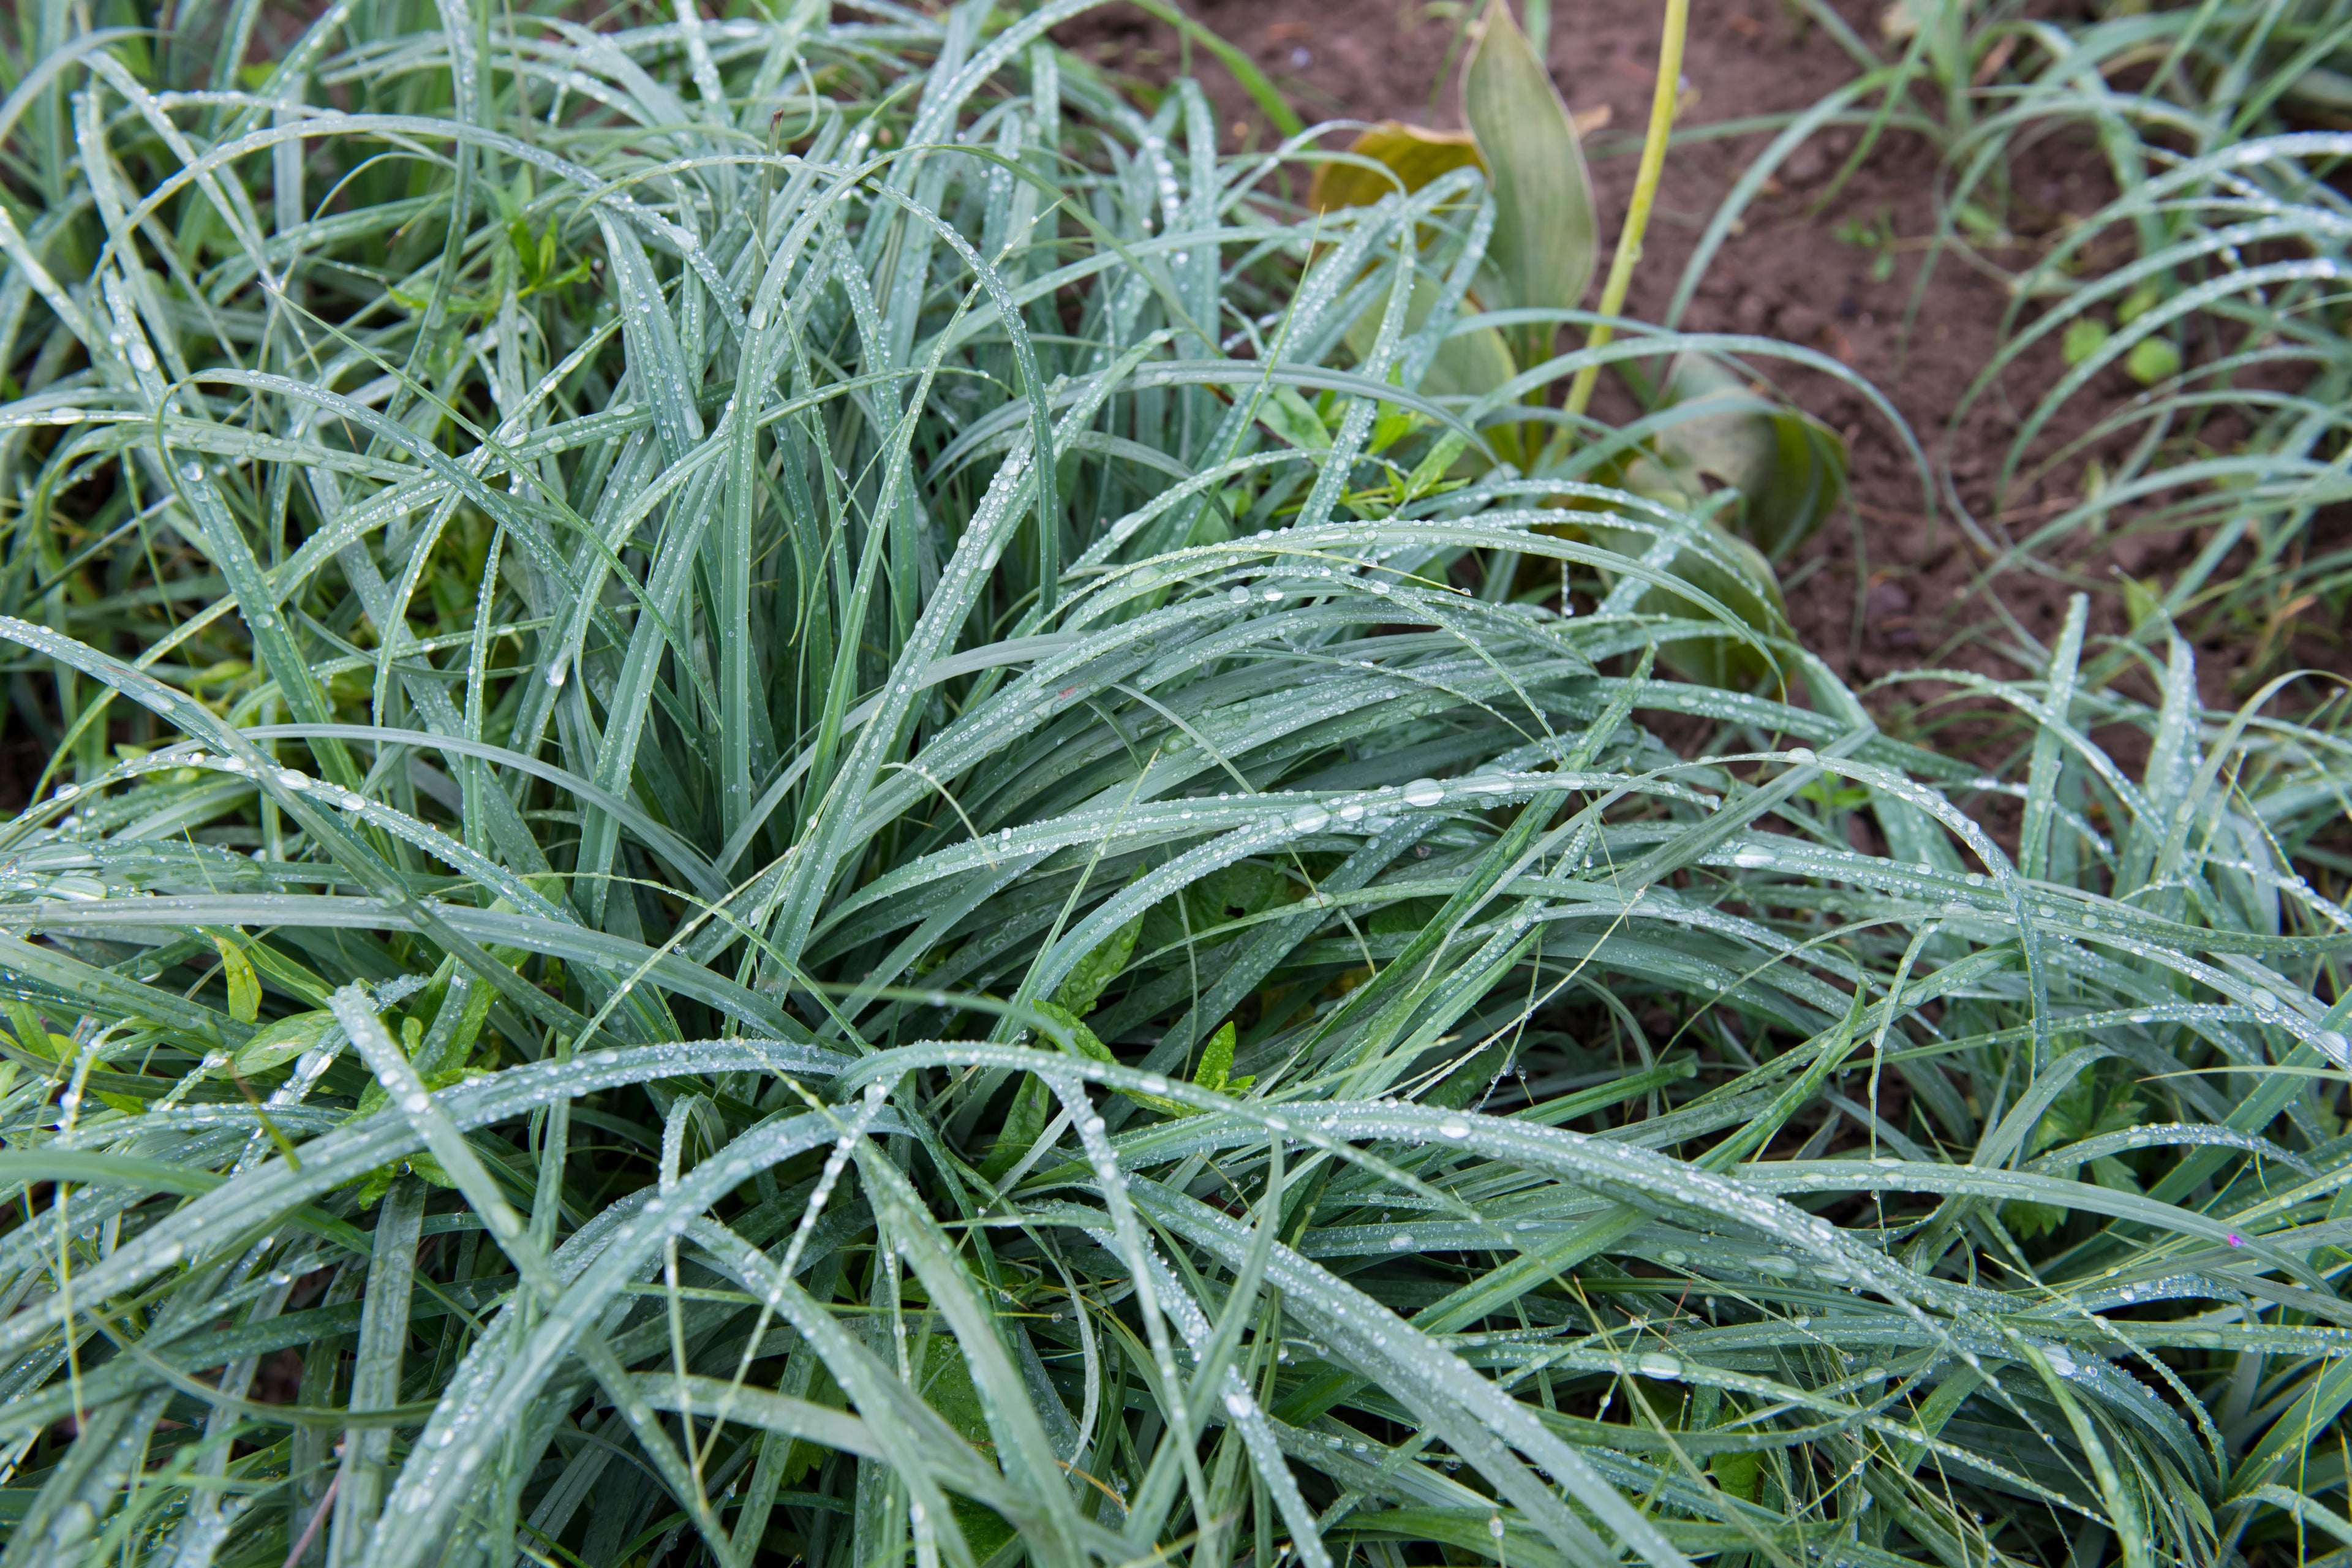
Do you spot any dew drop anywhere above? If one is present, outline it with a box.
[1401,778,1444,809]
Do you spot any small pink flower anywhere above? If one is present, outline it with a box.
[2226,1234,2244,1248]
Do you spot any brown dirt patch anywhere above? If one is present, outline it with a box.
[1055,0,2285,732]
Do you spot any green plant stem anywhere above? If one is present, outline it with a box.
[1564,0,1689,423]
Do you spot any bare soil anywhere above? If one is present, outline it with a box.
[1055,0,2257,744]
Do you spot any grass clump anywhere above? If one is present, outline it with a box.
[0,4,2348,1568]
[1929,0,2352,684]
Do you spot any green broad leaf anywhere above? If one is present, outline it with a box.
[1193,1020,1251,1095]
[1652,353,1848,561]
[4,1000,60,1061]
[1463,0,1599,314]
[1425,323,1518,404]
[1142,861,1298,954]
[228,1010,334,1077]
[2061,316,2111,366]
[1367,402,1422,456]
[1253,384,1332,451]
[916,1333,993,1446]
[1125,1084,1216,1122]
[2001,1199,2068,1240]
[1403,426,1475,500]
[2031,1072,2144,1158]
[212,936,262,1025]
[405,1152,457,1189]
[1029,999,1114,1064]
[1428,1032,1518,1110]
[780,1362,849,1488]
[1370,895,1446,938]
[354,1151,458,1208]
[1344,274,1517,404]
[1709,1449,1760,1502]
[1310,122,1485,215]
[506,217,537,282]
[356,969,499,1118]
[916,1335,1017,1561]
[418,975,496,1080]
[1796,778,1871,813]
[1123,1020,1254,1118]
[1054,909,1144,1017]
[2125,337,2182,384]
[984,1001,1117,1174]
[1212,861,1291,920]
[1954,201,2006,242]
[980,1073,1055,1180]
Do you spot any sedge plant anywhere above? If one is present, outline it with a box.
[0,4,2346,1568]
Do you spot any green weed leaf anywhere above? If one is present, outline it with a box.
[1462,0,1599,313]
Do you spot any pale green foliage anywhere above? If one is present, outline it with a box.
[0,5,2346,1568]
[1702,0,2352,684]
[1946,59,2352,676]
[1460,0,1597,325]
